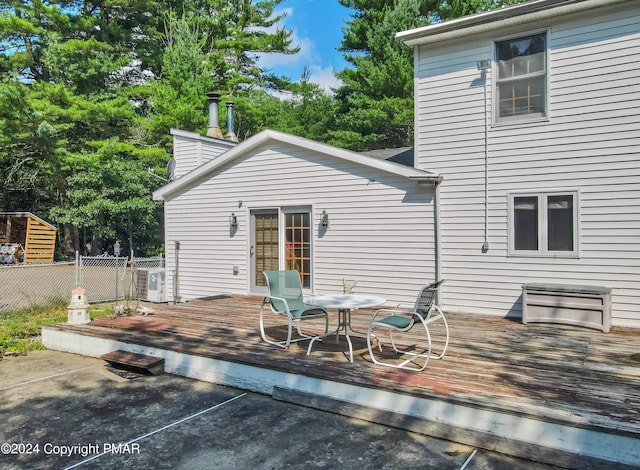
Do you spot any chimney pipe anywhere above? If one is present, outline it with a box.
[206,92,223,139]
[225,101,238,142]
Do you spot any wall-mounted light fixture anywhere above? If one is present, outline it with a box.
[320,210,329,228]
[476,59,491,73]
[229,213,238,230]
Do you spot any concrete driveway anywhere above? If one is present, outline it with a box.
[0,350,556,469]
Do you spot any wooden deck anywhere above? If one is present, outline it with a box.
[43,295,640,468]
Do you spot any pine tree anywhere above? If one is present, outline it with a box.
[332,0,527,151]
[0,0,299,256]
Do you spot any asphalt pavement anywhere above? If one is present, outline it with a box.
[0,350,557,469]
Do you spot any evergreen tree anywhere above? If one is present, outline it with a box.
[332,0,437,150]
[0,0,299,256]
[140,2,302,148]
[183,0,299,91]
[144,11,221,149]
[332,0,527,151]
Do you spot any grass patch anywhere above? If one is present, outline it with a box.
[0,303,113,355]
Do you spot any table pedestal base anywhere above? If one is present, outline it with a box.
[307,308,366,363]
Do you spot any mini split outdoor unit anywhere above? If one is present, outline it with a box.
[137,268,167,303]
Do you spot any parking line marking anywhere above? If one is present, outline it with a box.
[0,365,98,392]
[63,392,247,469]
[460,448,477,470]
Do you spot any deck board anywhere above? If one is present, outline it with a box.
[49,295,640,436]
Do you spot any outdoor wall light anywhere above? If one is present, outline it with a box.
[476,59,491,73]
[320,210,329,228]
[229,213,238,230]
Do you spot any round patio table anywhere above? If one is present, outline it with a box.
[304,294,386,363]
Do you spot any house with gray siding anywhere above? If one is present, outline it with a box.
[397,0,640,327]
[169,129,236,179]
[153,128,440,306]
[154,0,639,328]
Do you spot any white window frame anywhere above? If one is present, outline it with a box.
[493,29,550,125]
[508,191,579,258]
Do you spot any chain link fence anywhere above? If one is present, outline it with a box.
[0,262,75,313]
[0,254,164,313]
[79,256,129,303]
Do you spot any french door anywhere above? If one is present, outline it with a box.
[250,208,312,293]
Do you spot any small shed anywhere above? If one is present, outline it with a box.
[0,212,57,263]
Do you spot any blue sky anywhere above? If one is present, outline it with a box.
[258,0,352,93]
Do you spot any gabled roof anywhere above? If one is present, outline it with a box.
[153,129,441,201]
[396,0,630,46]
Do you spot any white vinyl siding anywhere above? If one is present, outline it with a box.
[172,136,200,179]
[163,142,436,306]
[414,4,640,327]
[171,130,236,178]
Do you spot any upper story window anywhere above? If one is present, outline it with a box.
[495,32,547,123]
[508,191,579,257]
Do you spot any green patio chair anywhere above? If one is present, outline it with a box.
[260,270,329,349]
[367,280,449,371]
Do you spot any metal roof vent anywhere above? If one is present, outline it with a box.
[205,92,223,139]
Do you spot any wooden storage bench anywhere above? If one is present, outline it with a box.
[522,283,612,332]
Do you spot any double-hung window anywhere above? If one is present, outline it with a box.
[496,31,548,123]
[509,192,579,257]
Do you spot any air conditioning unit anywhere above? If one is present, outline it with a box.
[137,268,167,303]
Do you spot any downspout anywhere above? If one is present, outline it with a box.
[483,70,489,252]
[434,181,443,303]
[479,61,491,253]
[173,240,181,304]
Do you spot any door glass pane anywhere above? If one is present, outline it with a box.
[547,195,574,251]
[514,196,539,251]
[285,212,311,288]
[254,212,279,287]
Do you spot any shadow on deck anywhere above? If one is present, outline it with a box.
[42,295,640,469]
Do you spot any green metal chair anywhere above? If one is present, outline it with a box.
[367,280,449,371]
[260,270,329,349]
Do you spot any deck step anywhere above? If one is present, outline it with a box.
[101,350,164,375]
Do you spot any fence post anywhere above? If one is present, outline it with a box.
[130,254,135,304]
[75,251,80,288]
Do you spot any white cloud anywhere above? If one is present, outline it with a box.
[255,5,344,95]
[257,33,318,75]
[306,65,343,94]
[258,7,320,73]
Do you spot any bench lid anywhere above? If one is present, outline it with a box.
[522,283,611,295]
